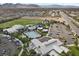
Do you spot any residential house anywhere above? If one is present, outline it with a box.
[3,25,24,34]
[29,37,69,56]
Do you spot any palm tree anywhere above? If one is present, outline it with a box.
[66,51,72,56]
[61,36,67,45]
[75,38,78,47]
[0,39,1,44]
[74,35,79,48]
[61,51,67,56]
[64,40,67,45]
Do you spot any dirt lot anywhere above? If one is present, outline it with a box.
[48,23,75,45]
[22,16,64,22]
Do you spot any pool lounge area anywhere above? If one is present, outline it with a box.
[24,31,41,39]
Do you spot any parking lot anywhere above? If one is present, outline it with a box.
[0,34,18,56]
[48,23,75,45]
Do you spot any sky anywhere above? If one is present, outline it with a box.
[0,0,79,5]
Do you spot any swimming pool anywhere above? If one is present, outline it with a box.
[24,31,41,39]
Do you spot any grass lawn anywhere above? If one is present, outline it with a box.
[0,18,42,28]
[69,46,79,56]
[11,32,30,44]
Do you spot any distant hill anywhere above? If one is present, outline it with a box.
[0,3,79,8]
[0,3,40,8]
[40,5,79,8]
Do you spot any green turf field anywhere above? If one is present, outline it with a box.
[69,46,79,56]
[0,18,42,28]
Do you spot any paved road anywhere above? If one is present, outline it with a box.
[0,34,18,56]
[18,48,23,56]
[60,12,79,36]
[17,39,24,56]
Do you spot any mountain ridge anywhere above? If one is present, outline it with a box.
[0,3,79,8]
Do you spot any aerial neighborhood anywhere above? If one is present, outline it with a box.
[0,3,79,56]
